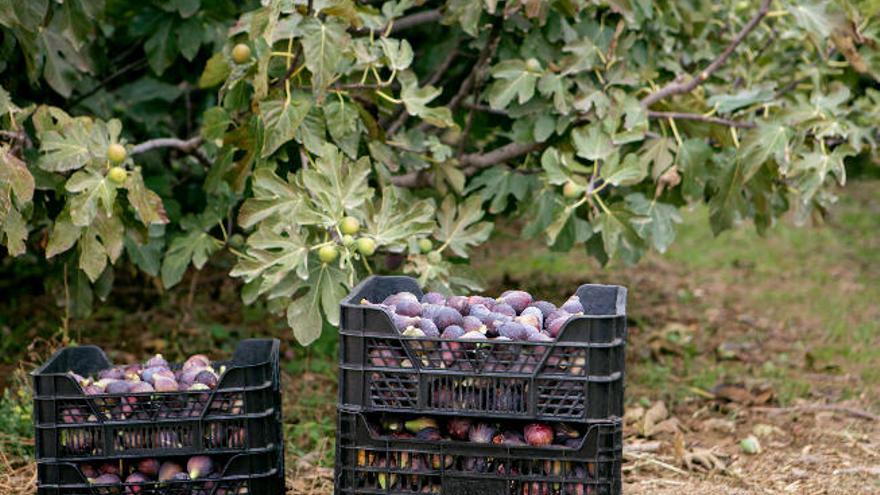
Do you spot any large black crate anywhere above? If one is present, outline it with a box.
[338,276,626,422]
[37,448,284,495]
[33,339,282,460]
[335,409,623,495]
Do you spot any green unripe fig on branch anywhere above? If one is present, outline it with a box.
[108,166,127,184]
[418,238,433,254]
[356,237,376,256]
[340,216,360,235]
[107,144,127,164]
[232,44,251,64]
[318,245,339,264]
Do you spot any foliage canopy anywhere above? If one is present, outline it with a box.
[1,0,878,344]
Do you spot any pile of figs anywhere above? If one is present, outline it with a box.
[79,455,233,494]
[375,416,581,448]
[69,354,222,396]
[363,289,585,342]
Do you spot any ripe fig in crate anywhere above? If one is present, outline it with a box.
[183,354,211,371]
[416,318,440,337]
[434,307,463,330]
[529,300,557,318]
[91,473,122,494]
[498,322,529,340]
[158,461,183,482]
[416,428,442,441]
[461,316,486,334]
[498,290,532,313]
[468,423,496,443]
[446,295,469,315]
[99,368,126,380]
[195,369,219,388]
[446,417,471,440]
[383,291,419,306]
[123,472,148,493]
[392,314,420,332]
[429,454,453,469]
[562,297,584,314]
[524,423,554,446]
[137,459,160,477]
[493,302,517,317]
[153,375,179,392]
[463,457,489,472]
[421,292,446,305]
[369,348,399,367]
[493,430,526,446]
[188,456,214,479]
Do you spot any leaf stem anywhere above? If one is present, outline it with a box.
[375,90,402,104]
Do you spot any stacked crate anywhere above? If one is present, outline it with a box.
[32,339,284,495]
[336,276,626,495]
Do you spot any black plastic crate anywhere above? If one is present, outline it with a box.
[37,448,284,495]
[338,276,626,422]
[33,339,282,459]
[335,410,622,495]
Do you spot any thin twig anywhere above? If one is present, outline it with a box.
[647,111,756,128]
[448,24,502,112]
[640,0,772,107]
[751,404,879,422]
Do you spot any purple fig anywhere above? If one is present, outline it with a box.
[461,316,486,334]
[434,307,463,330]
[136,459,160,477]
[446,295,469,315]
[68,372,88,385]
[183,354,211,371]
[545,309,570,326]
[392,314,420,332]
[415,428,442,441]
[446,418,471,440]
[520,307,544,327]
[145,354,169,369]
[562,297,584,314]
[187,456,213,479]
[417,318,440,338]
[394,300,422,317]
[498,290,532,313]
[421,292,446,305]
[493,430,526,446]
[124,472,147,493]
[468,423,496,443]
[369,348,399,367]
[529,300,557,317]
[497,322,529,340]
[91,473,121,485]
[153,375,179,392]
[467,295,495,307]
[524,423,554,446]
[99,463,120,476]
[142,367,174,385]
[195,369,219,388]
[172,472,191,481]
[440,325,465,339]
[493,302,516,317]
[158,462,183,482]
[547,315,570,338]
[81,464,98,479]
[129,381,154,393]
[99,367,126,380]
[383,291,419,306]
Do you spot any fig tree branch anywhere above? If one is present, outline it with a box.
[352,9,442,36]
[131,136,210,166]
[390,141,544,187]
[646,111,756,129]
[640,0,771,108]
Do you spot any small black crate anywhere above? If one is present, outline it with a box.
[335,410,623,495]
[33,339,282,460]
[338,276,626,422]
[37,448,284,495]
